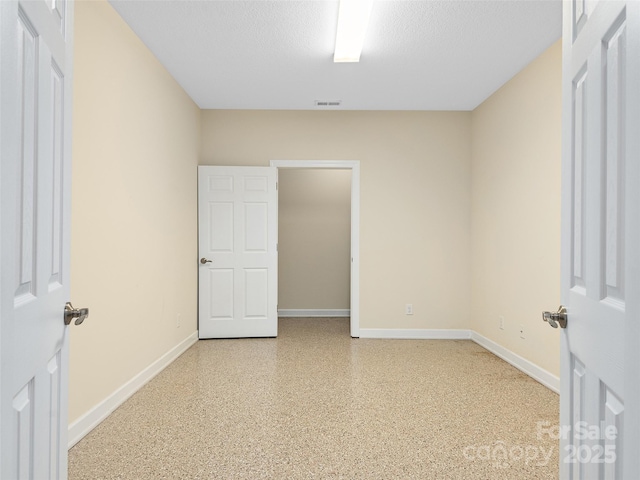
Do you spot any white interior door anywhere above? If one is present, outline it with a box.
[198,166,278,338]
[1,0,74,478]
[560,0,639,478]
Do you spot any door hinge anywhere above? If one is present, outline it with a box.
[276,181,278,190]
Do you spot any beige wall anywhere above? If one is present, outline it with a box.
[200,111,473,329]
[278,169,351,310]
[68,3,561,436]
[471,40,562,376]
[69,0,199,424]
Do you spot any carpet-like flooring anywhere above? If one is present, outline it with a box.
[69,318,559,479]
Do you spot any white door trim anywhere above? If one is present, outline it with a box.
[270,160,360,337]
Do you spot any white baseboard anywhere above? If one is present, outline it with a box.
[359,328,472,339]
[470,331,560,393]
[278,309,350,318]
[67,331,198,449]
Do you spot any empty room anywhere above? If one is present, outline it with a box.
[2,0,638,479]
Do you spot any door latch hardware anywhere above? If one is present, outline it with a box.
[542,305,567,329]
[200,258,212,264]
[64,302,89,326]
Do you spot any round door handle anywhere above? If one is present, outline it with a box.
[200,258,212,264]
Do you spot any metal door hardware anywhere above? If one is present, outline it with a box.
[200,258,212,264]
[542,305,567,329]
[64,302,89,326]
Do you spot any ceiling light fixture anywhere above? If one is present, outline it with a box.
[333,0,373,63]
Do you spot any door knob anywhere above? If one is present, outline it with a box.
[542,305,567,329]
[200,257,212,264]
[64,302,89,326]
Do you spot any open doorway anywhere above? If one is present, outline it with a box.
[271,161,360,337]
[278,168,351,315]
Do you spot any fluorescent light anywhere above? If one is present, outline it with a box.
[333,0,373,63]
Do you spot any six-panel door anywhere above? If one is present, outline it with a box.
[1,0,74,478]
[560,1,632,478]
[198,166,278,338]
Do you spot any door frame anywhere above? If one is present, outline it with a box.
[270,160,360,337]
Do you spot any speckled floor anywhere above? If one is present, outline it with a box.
[68,318,559,479]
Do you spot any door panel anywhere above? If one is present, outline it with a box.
[245,268,269,318]
[209,202,234,251]
[560,0,636,478]
[1,0,74,478]
[244,203,268,251]
[198,166,277,338]
[210,269,234,319]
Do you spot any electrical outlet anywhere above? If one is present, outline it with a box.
[499,316,505,330]
[177,313,181,328]
[405,304,413,315]
[519,324,525,339]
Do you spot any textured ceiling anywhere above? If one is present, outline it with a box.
[109,0,562,111]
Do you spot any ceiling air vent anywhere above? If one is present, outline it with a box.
[315,100,342,108]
